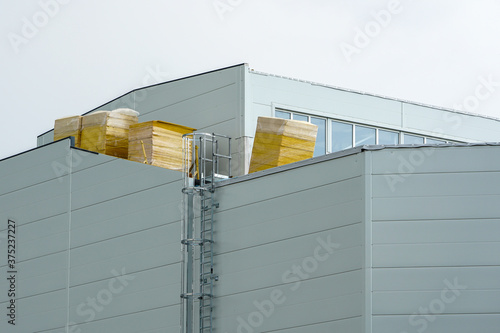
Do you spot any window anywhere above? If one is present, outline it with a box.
[426,138,446,144]
[378,129,399,145]
[332,121,353,152]
[275,110,326,157]
[311,117,326,156]
[274,109,461,156]
[355,125,376,146]
[404,134,425,144]
[275,110,291,119]
[294,114,308,122]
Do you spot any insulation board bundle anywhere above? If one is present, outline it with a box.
[80,109,139,158]
[249,116,318,173]
[128,120,196,171]
[54,115,83,147]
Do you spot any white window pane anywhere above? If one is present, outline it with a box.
[378,130,399,145]
[275,110,291,119]
[404,134,424,144]
[332,121,353,152]
[426,138,446,144]
[293,114,308,122]
[311,117,326,157]
[355,125,376,146]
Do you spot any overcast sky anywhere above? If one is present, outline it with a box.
[1,0,500,159]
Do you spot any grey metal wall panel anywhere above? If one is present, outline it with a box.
[69,306,180,333]
[373,315,500,333]
[217,199,362,256]
[71,161,179,209]
[371,146,500,175]
[373,243,500,267]
[215,179,363,255]
[16,221,68,261]
[96,93,137,112]
[373,267,500,291]
[370,146,500,332]
[36,65,246,174]
[247,72,402,136]
[69,223,179,268]
[217,291,362,333]
[264,316,363,333]
[373,290,500,314]
[245,102,272,136]
[403,103,500,142]
[217,153,363,207]
[1,192,67,226]
[216,224,362,285]
[0,142,71,332]
[0,142,187,332]
[213,155,366,332]
[134,66,243,117]
[373,220,500,244]
[217,246,363,297]
[247,71,500,143]
[373,195,500,221]
[69,240,179,287]
[138,81,240,132]
[71,201,178,248]
[37,129,54,146]
[0,139,71,189]
[0,251,68,302]
[373,172,500,198]
[69,265,180,325]
[0,289,67,332]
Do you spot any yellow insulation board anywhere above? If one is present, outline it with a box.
[54,115,83,147]
[80,109,139,158]
[249,117,318,173]
[128,120,196,171]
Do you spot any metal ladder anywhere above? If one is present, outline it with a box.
[181,133,231,333]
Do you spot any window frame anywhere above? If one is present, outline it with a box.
[273,107,463,155]
[331,119,354,153]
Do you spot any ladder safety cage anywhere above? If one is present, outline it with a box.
[180,133,231,333]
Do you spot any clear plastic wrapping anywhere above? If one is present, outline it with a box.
[53,115,83,147]
[128,120,196,171]
[80,109,139,158]
[249,116,318,173]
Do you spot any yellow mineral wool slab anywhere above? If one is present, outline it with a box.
[54,115,83,147]
[128,120,196,171]
[249,117,318,173]
[80,109,139,158]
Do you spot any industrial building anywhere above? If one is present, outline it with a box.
[1,64,500,332]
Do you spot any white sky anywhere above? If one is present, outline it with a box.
[1,0,500,159]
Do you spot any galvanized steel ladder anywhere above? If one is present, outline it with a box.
[181,133,231,333]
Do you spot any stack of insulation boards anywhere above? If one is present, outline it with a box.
[128,120,196,171]
[80,109,139,158]
[54,115,83,147]
[249,116,318,173]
